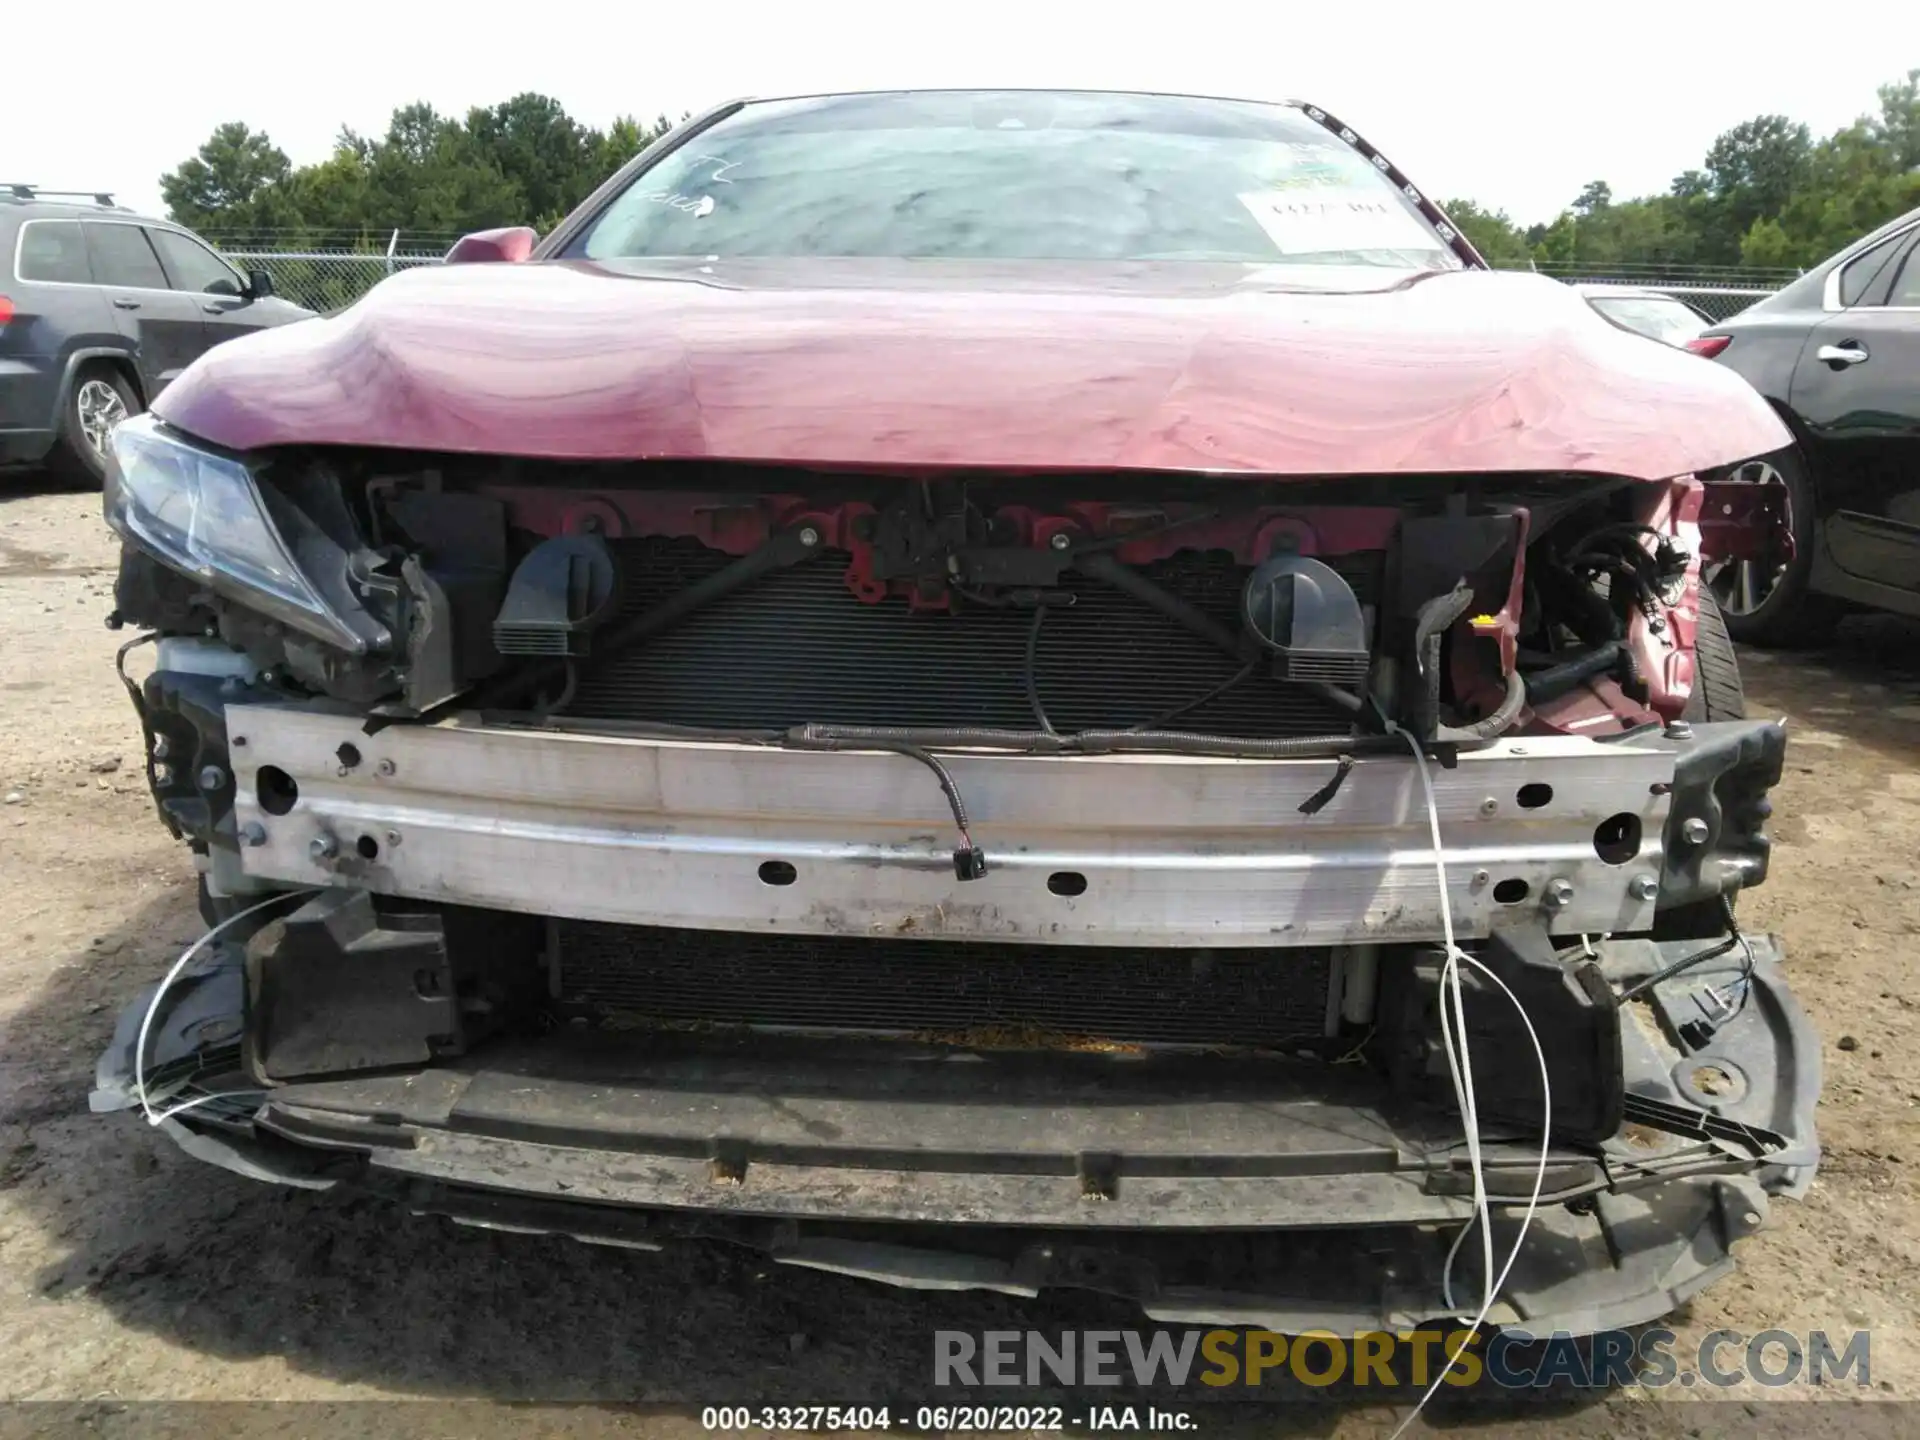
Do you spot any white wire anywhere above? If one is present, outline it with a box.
[1386,729,1554,1440]
[1439,953,1555,1310]
[132,888,315,1127]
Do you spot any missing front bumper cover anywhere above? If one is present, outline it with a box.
[92,924,1819,1336]
[94,707,1813,1335]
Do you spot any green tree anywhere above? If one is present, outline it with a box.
[159,101,677,245]
[159,123,294,232]
[360,103,523,233]
[597,114,678,177]
[1872,68,1920,170]
[1440,199,1532,267]
[464,93,598,229]
[1694,115,1813,262]
[1739,216,1797,269]
[1745,114,1920,269]
[1572,180,1612,216]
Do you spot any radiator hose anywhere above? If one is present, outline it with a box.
[1435,668,1527,745]
[1522,642,1623,706]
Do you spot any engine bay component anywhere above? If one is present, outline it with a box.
[248,889,466,1079]
[247,888,541,1081]
[1379,927,1624,1143]
[554,921,1339,1046]
[1657,719,1785,909]
[1240,552,1371,686]
[479,525,828,715]
[491,534,620,657]
[568,540,1374,738]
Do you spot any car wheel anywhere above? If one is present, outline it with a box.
[50,364,141,486]
[1683,587,1745,722]
[1699,454,1842,647]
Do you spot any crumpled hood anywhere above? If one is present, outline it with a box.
[154,258,1789,479]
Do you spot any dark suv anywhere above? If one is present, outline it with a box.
[0,186,312,482]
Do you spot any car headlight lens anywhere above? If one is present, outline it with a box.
[104,414,365,653]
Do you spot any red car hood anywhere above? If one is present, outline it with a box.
[155,258,1788,479]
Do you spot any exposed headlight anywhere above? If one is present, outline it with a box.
[104,414,366,654]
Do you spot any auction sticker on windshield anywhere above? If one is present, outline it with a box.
[1238,188,1435,255]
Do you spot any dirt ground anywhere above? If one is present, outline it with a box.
[1,479,1916,1438]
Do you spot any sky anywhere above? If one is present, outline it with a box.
[8,0,1919,231]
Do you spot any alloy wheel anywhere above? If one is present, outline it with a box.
[1702,459,1791,618]
[75,379,129,457]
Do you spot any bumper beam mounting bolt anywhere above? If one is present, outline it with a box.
[1680,816,1710,846]
[1628,873,1660,902]
[1542,877,1575,911]
[309,834,339,864]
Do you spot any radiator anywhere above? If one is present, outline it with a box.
[567,539,1376,738]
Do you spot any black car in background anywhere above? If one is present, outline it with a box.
[0,186,312,483]
[1698,206,1920,643]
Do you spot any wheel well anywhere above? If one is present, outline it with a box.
[1754,404,1824,511]
[72,354,146,408]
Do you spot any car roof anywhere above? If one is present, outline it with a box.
[1734,203,1920,316]
[0,197,148,223]
[736,85,1313,109]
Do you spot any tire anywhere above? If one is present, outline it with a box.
[1671,588,1748,937]
[1684,587,1746,722]
[1703,452,1843,648]
[49,363,141,486]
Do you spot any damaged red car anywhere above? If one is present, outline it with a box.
[94,89,1817,1339]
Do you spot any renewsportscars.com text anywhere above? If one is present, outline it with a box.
[933,1327,1872,1391]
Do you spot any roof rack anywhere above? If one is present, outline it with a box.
[2,184,119,206]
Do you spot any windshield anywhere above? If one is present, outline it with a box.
[1587,294,1706,346]
[569,91,1460,269]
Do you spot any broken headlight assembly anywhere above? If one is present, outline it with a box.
[104,415,367,655]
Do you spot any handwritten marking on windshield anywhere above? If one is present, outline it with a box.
[687,155,740,185]
[639,189,718,217]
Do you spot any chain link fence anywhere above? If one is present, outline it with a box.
[1566,283,1778,323]
[1528,261,1799,322]
[215,244,1793,323]
[222,250,444,314]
